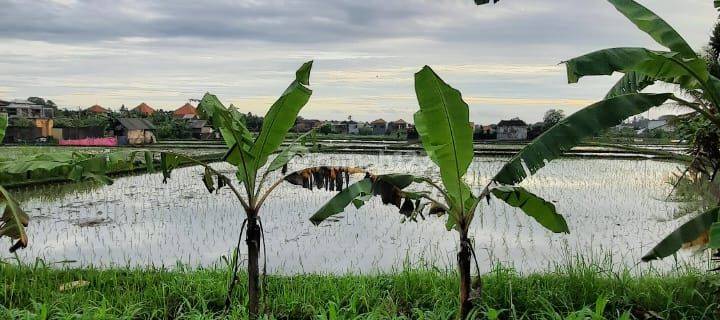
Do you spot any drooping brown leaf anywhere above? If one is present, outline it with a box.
[428,202,447,216]
[284,166,365,191]
[400,198,415,216]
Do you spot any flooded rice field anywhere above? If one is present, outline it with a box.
[2,153,704,274]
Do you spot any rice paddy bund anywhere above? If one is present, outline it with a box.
[2,153,700,273]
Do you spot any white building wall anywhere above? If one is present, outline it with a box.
[496,126,528,140]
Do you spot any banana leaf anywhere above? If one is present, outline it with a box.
[309,178,373,225]
[197,93,255,184]
[0,150,151,184]
[491,186,569,233]
[414,66,475,212]
[565,48,707,90]
[304,172,432,225]
[0,185,29,252]
[267,129,315,173]
[710,222,720,249]
[494,93,672,185]
[0,114,7,143]
[607,0,696,59]
[250,61,313,172]
[642,207,719,261]
[604,71,656,99]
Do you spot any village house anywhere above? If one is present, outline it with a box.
[478,124,496,135]
[0,99,54,119]
[0,99,55,138]
[132,102,156,116]
[387,119,408,133]
[344,120,359,134]
[86,104,110,114]
[496,118,528,140]
[329,121,347,134]
[189,119,214,139]
[174,103,197,119]
[115,118,157,145]
[294,117,322,132]
[370,119,387,135]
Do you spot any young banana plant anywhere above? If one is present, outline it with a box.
[552,0,720,262]
[286,65,670,318]
[159,61,314,319]
[477,0,720,263]
[0,113,28,253]
[281,67,541,318]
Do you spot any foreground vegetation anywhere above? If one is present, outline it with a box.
[1,263,718,319]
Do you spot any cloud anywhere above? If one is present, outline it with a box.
[0,0,715,123]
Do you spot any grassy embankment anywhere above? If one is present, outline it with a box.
[1,262,718,319]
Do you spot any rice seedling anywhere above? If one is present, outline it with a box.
[1,154,691,273]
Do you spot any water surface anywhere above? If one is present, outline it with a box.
[4,153,702,274]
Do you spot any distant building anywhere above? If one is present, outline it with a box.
[496,118,528,140]
[115,118,157,145]
[174,103,197,119]
[345,120,359,134]
[86,104,110,114]
[0,99,54,119]
[387,119,408,133]
[329,121,348,134]
[132,102,156,116]
[370,119,387,135]
[0,99,55,137]
[294,117,322,132]
[479,125,496,135]
[189,119,214,139]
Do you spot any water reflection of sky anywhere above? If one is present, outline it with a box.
[2,153,704,274]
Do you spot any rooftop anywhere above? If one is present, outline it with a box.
[87,104,109,113]
[118,118,156,130]
[497,119,528,127]
[133,102,155,115]
[174,103,197,116]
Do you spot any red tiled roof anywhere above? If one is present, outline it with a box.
[173,103,197,117]
[370,118,386,125]
[87,104,109,113]
[133,102,155,115]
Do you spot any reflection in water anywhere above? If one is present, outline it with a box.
[1,153,702,274]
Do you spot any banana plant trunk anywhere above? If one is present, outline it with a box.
[458,230,473,319]
[246,210,261,319]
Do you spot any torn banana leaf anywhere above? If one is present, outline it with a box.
[642,207,719,261]
[491,186,569,233]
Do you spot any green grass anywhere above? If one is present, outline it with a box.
[2,261,718,319]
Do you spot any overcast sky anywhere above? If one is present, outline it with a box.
[0,0,716,123]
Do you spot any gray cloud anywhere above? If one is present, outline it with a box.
[0,0,716,123]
